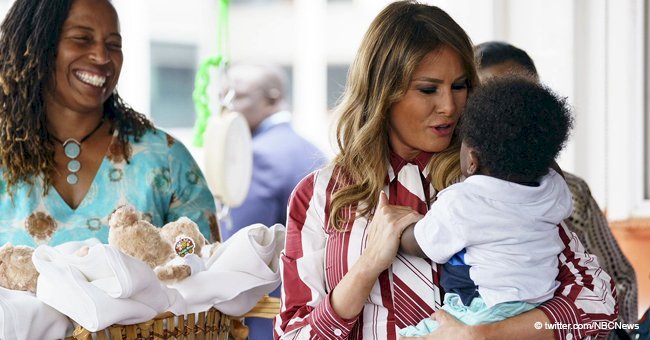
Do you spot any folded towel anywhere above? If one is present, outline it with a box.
[33,240,185,332]
[169,223,285,315]
[0,287,70,340]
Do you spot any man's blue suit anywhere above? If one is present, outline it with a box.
[224,111,326,340]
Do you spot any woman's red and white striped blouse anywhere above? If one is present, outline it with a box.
[274,163,617,340]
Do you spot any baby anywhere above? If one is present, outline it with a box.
[398,77,574,336]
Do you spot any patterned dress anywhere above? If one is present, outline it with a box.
[0,128,218,246]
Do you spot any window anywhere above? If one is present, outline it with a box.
[150,42,197,128]
[327,64,348,109]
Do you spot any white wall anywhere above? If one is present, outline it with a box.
[0,0,645,220]
[603,0,645,219]
[572,0,608,211]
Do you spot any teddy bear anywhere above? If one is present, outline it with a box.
[0,205,210,294]
[230,318,249,340]
[0,243,39,293]
[107,204,210,282]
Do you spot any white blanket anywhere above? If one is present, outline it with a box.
[169,223,285,315]
[0,287,70,340]
[29,224,285,332]
[33,239,185,332]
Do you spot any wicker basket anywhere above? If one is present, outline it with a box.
[65,308,231,340]
[239,295,281,319]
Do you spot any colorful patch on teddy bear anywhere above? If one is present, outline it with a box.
[174,236,195,257]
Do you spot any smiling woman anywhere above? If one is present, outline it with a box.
[0,0,219,246]
[49,0,123,116]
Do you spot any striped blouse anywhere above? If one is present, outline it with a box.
[274,162,618,340]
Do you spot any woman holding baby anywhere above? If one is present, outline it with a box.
[274,1,617,339]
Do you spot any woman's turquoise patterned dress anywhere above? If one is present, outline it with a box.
[0,128,217,246]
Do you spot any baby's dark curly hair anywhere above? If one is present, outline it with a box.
[460,76,573,182]
[0,0,154,195]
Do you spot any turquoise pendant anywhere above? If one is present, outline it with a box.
[63,139,81,158]
[66,173,78,184]
[63,139,81,185]
[67,160,81,172]
[52,118,104,186]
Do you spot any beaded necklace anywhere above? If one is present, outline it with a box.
[50,118,104,185]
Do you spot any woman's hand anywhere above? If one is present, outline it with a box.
[400,310,477,340]
[330,191,423,319]
[400,308,555,340]
[360,192,423,275]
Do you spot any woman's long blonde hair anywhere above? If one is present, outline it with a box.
[329,1,479,231]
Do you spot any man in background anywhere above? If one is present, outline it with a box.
[222,63,327,339]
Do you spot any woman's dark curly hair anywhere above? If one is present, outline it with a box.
[460,76,573,181]
[0,0,154,195]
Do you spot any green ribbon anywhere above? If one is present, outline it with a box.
[192,0,230,147]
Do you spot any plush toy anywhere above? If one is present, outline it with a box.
[0,243,38,293]
[108,205,209,282]
[230,318,249,340]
